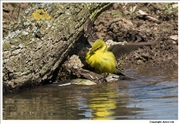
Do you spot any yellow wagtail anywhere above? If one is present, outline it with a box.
[84,18,153,75]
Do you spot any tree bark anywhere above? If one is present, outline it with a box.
[3,3,112,93]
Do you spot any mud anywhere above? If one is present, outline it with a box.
[93,3,178,68]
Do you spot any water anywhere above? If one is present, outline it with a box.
[3,66,178,120]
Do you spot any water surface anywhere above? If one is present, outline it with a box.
[3,66,178,120]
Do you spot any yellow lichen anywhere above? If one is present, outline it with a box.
[32,9,51,20]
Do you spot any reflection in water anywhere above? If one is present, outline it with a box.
[84,84,128,120]
[3,66,178,120]
[88,95,116,120]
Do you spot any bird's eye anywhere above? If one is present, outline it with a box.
[95,46,101,51]
[94,47,99,51]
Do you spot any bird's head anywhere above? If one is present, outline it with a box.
[90,39,107,54]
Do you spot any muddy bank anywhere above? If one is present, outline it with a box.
[94,3,178,67]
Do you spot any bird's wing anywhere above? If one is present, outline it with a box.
[108,42,153,59]
[84,17,98,45]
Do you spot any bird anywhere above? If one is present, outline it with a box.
[84,17,153,75]
[85,39,117,74]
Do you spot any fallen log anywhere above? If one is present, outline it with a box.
[3,3,112,93]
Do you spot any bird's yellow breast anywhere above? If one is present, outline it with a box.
[85,46,117,73]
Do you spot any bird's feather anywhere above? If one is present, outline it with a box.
[108,42,153,59]
[84,17,98,45]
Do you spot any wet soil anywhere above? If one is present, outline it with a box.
[93,3,178,68]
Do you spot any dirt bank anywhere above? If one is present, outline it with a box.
[94,3,178,68]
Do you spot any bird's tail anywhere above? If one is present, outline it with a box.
[116,67,132,80]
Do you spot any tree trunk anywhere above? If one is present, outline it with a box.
[3,3,112,93]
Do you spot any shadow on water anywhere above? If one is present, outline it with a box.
[3,66,178,120]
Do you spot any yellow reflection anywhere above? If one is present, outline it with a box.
[88,89,117,120]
